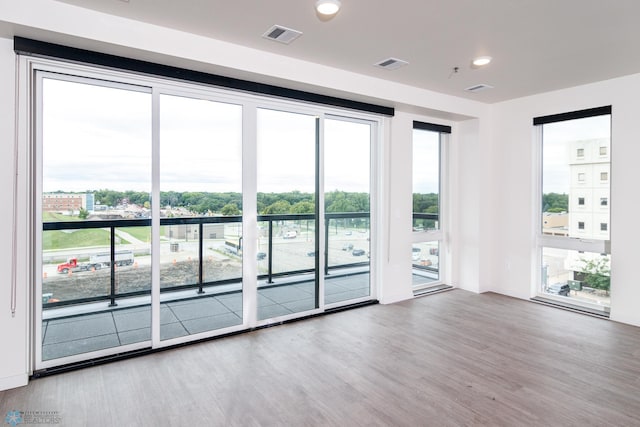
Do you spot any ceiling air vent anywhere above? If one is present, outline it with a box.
[262,25,303,44]
[374,57,409,70]
[465,84,494,93]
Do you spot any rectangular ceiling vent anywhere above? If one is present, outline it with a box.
[374,57,409,70]
[465,83,494,93]
[262,25,303,44]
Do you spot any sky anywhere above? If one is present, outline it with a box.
[542,115,611,194]
[41,76,610,198]
[42,78,373,195]
[412,129,440,194]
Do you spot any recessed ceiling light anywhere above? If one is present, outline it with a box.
[316,0,341,16]
[472,56,492,67]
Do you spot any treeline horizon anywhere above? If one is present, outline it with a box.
[46,189,567,215]
[542,192,569,213]
[78,189,374,215]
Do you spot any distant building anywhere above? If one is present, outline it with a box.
[85,193,94,211]
[165,223,225,240]
[564,138,611,277]
[42,193,93,213]
[542,212,568,236]
[568,138,610,239]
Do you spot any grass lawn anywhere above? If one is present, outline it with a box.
[43,229,131,250]
[41,213,161,249]
[42,211,83,222]
[123,226,154,243]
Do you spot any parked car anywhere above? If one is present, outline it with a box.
[352,249,366,256]
[307,250,316,257]
[342,243,354,251]
[257,252,267,260]
[546,282,570,296]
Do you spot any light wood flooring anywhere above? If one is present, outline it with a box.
[2,289,640,426]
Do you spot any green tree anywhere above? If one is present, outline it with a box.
[262,200,292,214]
[291,201,315,213]
[221,203,241,216]
[542,193,569,213]
[326,191,357,213]
[78,207,89,220]
[579,257,610,294]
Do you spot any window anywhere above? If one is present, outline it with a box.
[412,121,450,291]
[577,148,585,158]
[324,117,372,305]
[40,76,152,362]
[536,106,611,312]
[159,94,243,340]
[600,146,607,156]
[32,58,382,370]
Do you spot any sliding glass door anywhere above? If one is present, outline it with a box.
[38,75,153,362]
[256,108,318,320]
[159,93,243,340]
[324,117,372,304]
[33,62,380,369]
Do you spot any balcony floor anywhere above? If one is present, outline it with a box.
[41,272,370,361]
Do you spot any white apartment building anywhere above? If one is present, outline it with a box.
[568,138,611,240]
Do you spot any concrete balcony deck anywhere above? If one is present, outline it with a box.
[42,272,370,361]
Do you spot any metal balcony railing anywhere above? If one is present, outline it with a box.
[42,212,371,308]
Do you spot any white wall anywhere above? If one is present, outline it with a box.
[4,0,637,395]
[449,116,497,294]
[489,73,640,326]
[378,112,414,304]
[0,0,490,390]
[0,37,29,391]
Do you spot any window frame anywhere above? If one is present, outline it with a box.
[534,107,612,313]
[411,122,450,292]
[26,55,385,370]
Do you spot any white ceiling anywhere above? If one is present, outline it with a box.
[54,0,640,103]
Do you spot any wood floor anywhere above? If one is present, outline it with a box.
[2,289,640,426]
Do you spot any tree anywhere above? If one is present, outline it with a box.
[78,207,89,219]
[579,257,610,294]
[262,200,292,214]
[291,201,315,213]
[220,203,241,216]
[326,191,359,213]
[542,193,569,213]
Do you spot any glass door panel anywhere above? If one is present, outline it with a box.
[159,94,243,340]
[256,108,317,320]
[324,118,371,304]
[40,77,152,362]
